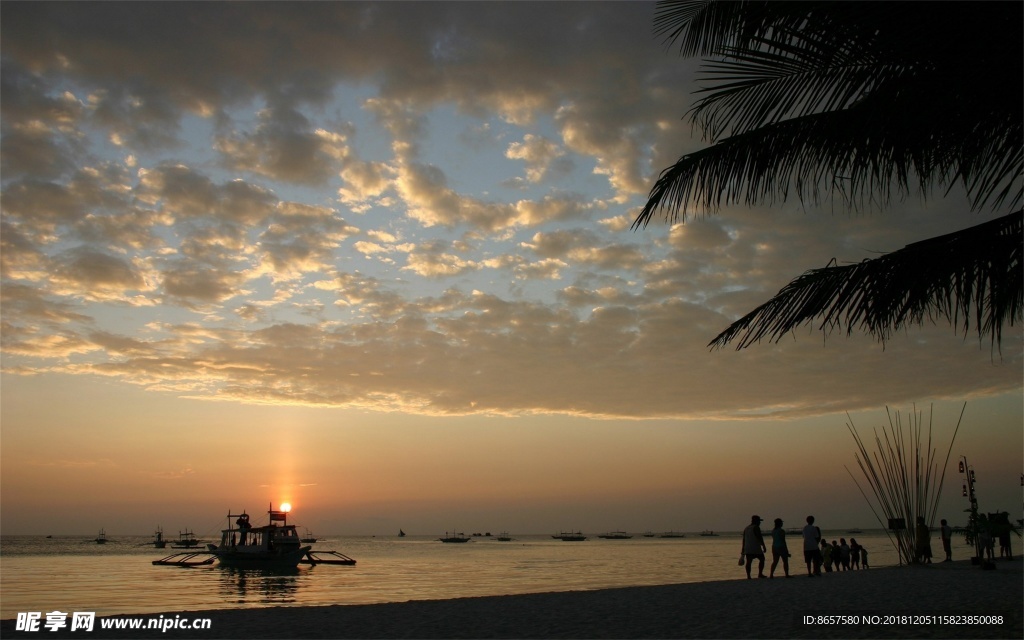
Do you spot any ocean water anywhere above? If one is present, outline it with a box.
[1,530,923,619]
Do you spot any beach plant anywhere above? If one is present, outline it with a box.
[845,403,965,565]
[635,1,1023,350]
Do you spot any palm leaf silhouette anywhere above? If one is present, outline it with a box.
[638,1,1023,348]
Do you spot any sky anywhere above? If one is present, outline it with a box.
[1,2,1021,538]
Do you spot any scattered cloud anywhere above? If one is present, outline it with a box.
[1,2,1018,421]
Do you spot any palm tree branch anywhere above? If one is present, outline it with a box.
[708,209,1024,349]
[633,102,1020,229]
[690,32,903,141]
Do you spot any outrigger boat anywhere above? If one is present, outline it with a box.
[95,529,108,544]
[552,530,587,541]
[153,505,355,568]
[438,531,471,543]
[173,529,201,548]
[153,527,167,548]
[597,531,633,539]
[300,528,317,544]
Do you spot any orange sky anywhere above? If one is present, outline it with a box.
[2,372,1019,536]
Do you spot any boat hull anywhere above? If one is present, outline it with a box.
[214,545,311,569]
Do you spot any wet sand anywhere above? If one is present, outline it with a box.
[3,558,1021,639]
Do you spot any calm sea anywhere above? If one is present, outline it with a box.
[1,530,920,619]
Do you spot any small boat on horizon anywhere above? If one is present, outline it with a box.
[95,529,107,544]
[598,531,633,539]
[552,530,587,541]
[496,531,513,541]
[642,531,656,537]
[153,526,167,548]
[300,528,317,543]
[659,531,686,538]
[699,530,719,537]
[173,529,201,548]
[439,531,471,543]
[399,529,406,537]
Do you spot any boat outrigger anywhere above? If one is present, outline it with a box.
[152,505,355,568]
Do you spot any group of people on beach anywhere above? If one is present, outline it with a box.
[740,515,867,579]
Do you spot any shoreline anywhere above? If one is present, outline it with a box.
[3,558,1021,639]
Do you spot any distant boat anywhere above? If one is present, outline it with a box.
[439,531,471,543]
[173,529,200,548]
[496,531,513,541]
[659,531,686,538]
[846,528,863,534]
[95,529,108,544]
[45,535,52,539]
[552,530,587,541]
[642,531,656,537]
[300,528,317,543]
[598,531,633,539]
[399,529,406,537]
[153,526,167,548]
[699,530,719,537]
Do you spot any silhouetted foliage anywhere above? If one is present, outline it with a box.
[636,1,1023,349]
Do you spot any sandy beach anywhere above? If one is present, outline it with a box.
[4,558,1020,639]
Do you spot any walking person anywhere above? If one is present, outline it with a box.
[769,518,791,578]
[801,516,823,577]
[940,519,953,562]
[839,538,851,570]
[741,515,767,579]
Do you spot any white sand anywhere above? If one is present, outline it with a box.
[4,558,1021,639]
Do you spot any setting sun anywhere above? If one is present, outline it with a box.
[280,503,292,513]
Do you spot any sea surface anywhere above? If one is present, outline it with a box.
[1,529,928,619]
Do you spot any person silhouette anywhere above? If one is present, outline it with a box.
[769,518,791,578]
[915,516,933,563]
[801,516,822,577]
[741,515,767,579]
[940,519,953,562]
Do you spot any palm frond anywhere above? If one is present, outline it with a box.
[708,210,1023,349]
[691,32,907,141]
[643,0,1024,347]
[645,0,1023,217]
[633,94,1021,229]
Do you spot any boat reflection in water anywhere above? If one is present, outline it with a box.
[217,567,302,606]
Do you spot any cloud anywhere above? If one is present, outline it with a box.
[49,247,151,300]
[214,106,342,185]
[505,134,572,183]
[1,2,1018,422]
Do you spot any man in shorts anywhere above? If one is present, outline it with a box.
[802,515,823,576]
[741,515,767,579]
